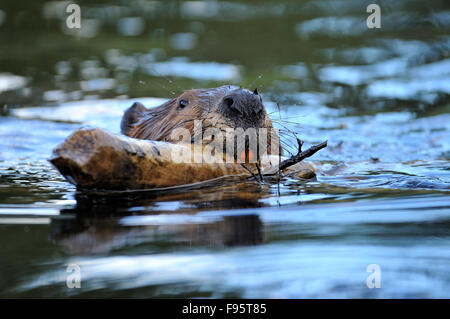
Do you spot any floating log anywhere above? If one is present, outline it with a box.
[50,128,319,190]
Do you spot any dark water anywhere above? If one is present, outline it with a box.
[0,0,449,298]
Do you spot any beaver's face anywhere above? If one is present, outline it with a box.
[175,85,270,136]
[121,85,276,145]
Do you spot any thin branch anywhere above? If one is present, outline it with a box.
[277,140,328,171]
[255,162,263,183]
[241,163,261,184]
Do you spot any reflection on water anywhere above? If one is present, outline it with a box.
[52,211,264,254]
[0,0,449,298]
[3,194,450,298]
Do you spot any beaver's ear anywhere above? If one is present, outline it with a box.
[121,102,149,136]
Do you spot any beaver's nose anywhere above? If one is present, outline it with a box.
[222,89,263,116]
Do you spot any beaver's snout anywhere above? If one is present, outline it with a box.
[219,88,264,120]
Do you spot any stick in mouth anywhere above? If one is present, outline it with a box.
[277,139,328,172]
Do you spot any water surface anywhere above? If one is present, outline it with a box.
[0,0,449,298]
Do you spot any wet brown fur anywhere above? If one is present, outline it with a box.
[121,85,280,154]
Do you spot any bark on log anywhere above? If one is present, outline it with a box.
[50,128,317,190]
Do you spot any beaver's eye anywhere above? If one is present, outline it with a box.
[178,99,188,110]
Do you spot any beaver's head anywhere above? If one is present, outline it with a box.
[121,85,279,155]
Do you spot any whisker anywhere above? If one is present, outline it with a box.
[272,119,304,126]
[146,65,185,94]
[248,74,263,92]
[267,112,309,120]
[147,79,178,97]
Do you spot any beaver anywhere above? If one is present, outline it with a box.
[120,85,280,161]
[49,86,317,190]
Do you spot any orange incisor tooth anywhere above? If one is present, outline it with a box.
[239,149,255,163]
